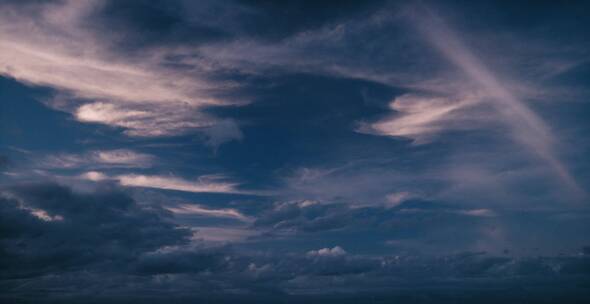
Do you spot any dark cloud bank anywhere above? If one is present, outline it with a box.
[0,183,588,303]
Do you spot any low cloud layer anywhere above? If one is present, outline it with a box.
[0,183,191,279]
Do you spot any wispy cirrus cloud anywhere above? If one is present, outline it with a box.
[165,203,253,222]
[81,171,241,194]
[358,93,485,144]
[0,0,235,139]
[404,5,584,196]
[41,149,154,169]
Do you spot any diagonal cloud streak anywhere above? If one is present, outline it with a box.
[408,5,584,198]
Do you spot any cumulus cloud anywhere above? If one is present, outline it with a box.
[307,246,347,257]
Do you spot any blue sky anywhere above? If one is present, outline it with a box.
[1,0,590,302]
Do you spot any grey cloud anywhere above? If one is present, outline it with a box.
[201,119,244,151]
[134,248,230,275]
[0,183,191,279]
[0,155,9,175]
[38,149,155,169]
[253,199,489,244]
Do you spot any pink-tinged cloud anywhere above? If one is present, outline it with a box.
[0,0,234,138]
[80,171,241,194]
[165,203,253,222]
[400,6,583,196]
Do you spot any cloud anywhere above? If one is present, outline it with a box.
[0,155,8,171]
[406,5,583,196]
[0,0,236,139]
[307,246,347,257]
[77,171,240,194]
[0,183,191,279]
[359,93,485,144]
[201,119,244,151]
[385,191,413,208]
[165,203,253,222]
[1,183,589,300]
[253,199,497,248]
[190,226,259,243]
[80,171,108,181]
[75,102,213,137]
[41,149,154,169]
[116,174,239,194]
[134,247,230,276]
[80,171,247,194]
[92,149,154,166]
[458,209,496,217]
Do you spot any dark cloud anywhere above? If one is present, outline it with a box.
[0,154,8,171]
[235,0,386,42]
[0,183,191,279]
[134,247,230,275]
[253,199,487,238]
[90,0,231,51]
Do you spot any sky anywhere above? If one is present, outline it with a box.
[1,0,590,303]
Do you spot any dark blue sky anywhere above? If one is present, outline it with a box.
[1,0,590,302]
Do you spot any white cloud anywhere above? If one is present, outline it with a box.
[360,94,482,144]
[459,209,497,217]
[307,246,347,257]
[117,174,239,194]
[28,208,64,222]
[0,0,234,139]
[75,102,213,137]
[79,170,241,194]
[80,171,108,182]
[408,6,583,196]
[385,191,412,208]
[165,203,253,222]
[91,149,154,167]
[41,149,154,169]
[1,191,64,222]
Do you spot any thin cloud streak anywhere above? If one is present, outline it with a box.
[41,149,154,169]
[360,93,481,144]
[80,171,242,194]
[165,203,253,222]
[408,5,584,197]
[117,174,239,194]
